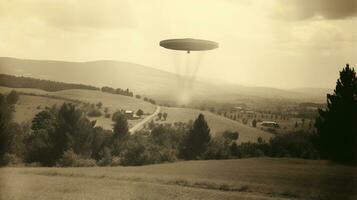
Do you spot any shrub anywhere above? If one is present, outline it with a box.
[58,149,78,167]
[6,90,19,105]
[74,158,97,167]
[96,102,102,109]
[111,156,121,166]
[120,135,178,166]
[222,131,239,141]
[136,109,144,117]
[269,131,318,159]
[235,141,270,158]
[204,138,231,159]
[97,147,112,166]
[87,109,102,117]
[120,136,146,166]
[1,153,23,166]
[58,149,96,167]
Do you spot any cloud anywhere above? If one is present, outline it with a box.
[273,0,357,20]
[0,0,136,30]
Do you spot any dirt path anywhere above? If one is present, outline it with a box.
[129,106,160,134]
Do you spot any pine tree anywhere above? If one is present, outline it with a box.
[111,112,129,154]
[315,64,357,164]
[112,113,129,140]
[181,114,211,160]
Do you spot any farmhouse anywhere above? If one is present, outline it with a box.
[124,110,140,119]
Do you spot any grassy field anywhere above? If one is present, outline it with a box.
[11,94,66,124]
[1,158,356,200]
[0,86,271,142]
[160,107,273,143]
[0,86,156,129]
[0,87,156,114]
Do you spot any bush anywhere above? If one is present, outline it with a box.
[235,141,270,158]
[222,131,239,141]
[119,136,146,166]
[232,131,319,159]
[270,131,318,159]
[97,148,112,166]
[6,90,19,105]
[58,149,96,167]
[1,153,23,166]
[120,135,178,166]
[111,156,121,166]
[74,158,97,167]
[58,149,78,167]
[96,102,102,109]
[136,109,144,117]
[204,138,230,159]
[87,109,102,117]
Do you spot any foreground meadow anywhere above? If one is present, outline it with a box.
[1,158,356,200]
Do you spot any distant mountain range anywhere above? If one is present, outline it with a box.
[0,57,331,103]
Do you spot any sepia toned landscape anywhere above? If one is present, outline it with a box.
[1,1,356,200]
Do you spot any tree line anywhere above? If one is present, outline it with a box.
[0,92,326,167]
[101,86,133,97]
[0,74,99,92]
[0,74,157,105]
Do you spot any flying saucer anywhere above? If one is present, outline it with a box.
[160,38,218,53]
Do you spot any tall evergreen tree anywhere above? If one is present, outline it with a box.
[112,113,129,140]
[111,113,129,155]
[181,114,211,160]
[315,64,357,164]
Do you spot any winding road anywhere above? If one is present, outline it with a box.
[129,106,161,134]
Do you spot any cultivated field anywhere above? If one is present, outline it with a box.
[1,158,356,200]
[160,107,273,142]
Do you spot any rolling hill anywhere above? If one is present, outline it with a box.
[159,107,272,142]
[0,86,156,130]
[0,57,330,103]
[0,86,272,142]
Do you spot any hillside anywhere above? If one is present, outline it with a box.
[0,74,99,92]
[0,86,156,130]
[160,107,272,142]
[0,86,271,142]
[1,158,355,200]
[0,57,330,103]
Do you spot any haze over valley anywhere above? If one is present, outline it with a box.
[0,57,331,104]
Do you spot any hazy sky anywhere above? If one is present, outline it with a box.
[0,0,356,89]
